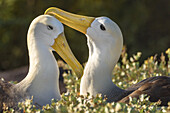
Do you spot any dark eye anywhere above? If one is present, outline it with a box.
[47,25,53,30]
[100,24,106,31]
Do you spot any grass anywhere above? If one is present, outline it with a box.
[2,48,170,113]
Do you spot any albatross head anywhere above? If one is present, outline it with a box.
[28,15,63,48]
[28,15,83,77]
[86,17,123,47]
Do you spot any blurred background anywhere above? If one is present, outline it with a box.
[0,0,169,71]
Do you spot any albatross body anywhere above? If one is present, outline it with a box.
[0,15,83,109]
[45,8,170,106]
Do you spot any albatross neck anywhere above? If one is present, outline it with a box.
[80,36,124,101]
[15,36,61,105]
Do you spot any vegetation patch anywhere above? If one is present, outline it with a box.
[2,48,170,112]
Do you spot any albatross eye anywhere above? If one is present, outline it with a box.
[47,25,53,30]
[100,24,106,31]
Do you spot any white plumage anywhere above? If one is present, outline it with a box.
[0,15,82,109]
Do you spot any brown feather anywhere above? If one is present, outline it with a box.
[118,76,170,106]
[0,79,18,110]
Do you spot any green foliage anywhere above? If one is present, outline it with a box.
[2,48,170,112]
[0,0,169,70]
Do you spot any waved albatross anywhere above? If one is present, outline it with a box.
[0,15,83,109]
[45,7,170,106]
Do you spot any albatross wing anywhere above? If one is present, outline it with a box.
[119,76,170,106]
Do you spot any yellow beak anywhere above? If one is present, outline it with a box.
[52,33,83,78]
[45,7,95,34]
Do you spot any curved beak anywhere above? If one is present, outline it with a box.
[45,7,95,34]
[52,32,83,78]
